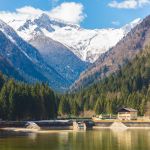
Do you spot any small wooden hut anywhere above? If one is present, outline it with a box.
[118,108,137,120]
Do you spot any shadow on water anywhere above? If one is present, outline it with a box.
[0,129,150,150]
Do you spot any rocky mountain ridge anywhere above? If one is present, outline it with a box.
[70,15,150,91]
[5,13,140,63]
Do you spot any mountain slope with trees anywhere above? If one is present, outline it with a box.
[29,34,89,84]
[0,19,70,92]
[71,15,150,91]
[59,46,150,116]
[1,44,150,120]
[0,54,24,81]
[0,73,58,120]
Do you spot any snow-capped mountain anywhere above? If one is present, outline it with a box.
[0,19,70,91]
[45,18,141,63]
[5,13,141,63]
[1,14,89,84]
[70,15,150,91]
[29,33,89,84]
[0,19,43,64]
[0,13,141,92]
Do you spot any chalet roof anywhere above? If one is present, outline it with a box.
[118,108,137,112]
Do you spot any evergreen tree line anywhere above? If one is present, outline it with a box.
[58,47,150,116]
[1,46,150,119]
[0,73,58,120]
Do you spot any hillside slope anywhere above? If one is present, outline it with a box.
[62,46,150,116]
[71,15,150,91]
[0,19,69,91]
[29,34,89,84]
[0,54,23,81]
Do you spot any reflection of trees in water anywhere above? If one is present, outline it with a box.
[71,130,115,150]
[58,132,69,144]
[56,132,70,150]
[71,129,150,150]
[112,129,131,150]
[130,130,150,150]
[112,129,150,150]
[148,131,150,147]
[1,130,150,150]
[27,133,38,141]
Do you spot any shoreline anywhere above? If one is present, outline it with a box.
[1,120,150,133]
[93,126,150,130]
[0,127,73,134]
[1,126,150,134]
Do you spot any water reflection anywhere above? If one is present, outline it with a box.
[58,132,69,144]
[0,129,150,150]
[27,133,37,141]
[112,129,131,150]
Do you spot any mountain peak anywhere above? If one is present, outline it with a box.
[1,12,141,63]
[139,15,150,28]
[38,13,50,21]
[70,15,150,91]
[122,18,141,33]
[37,13,80,29]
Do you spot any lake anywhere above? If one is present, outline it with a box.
[0,129,150,150]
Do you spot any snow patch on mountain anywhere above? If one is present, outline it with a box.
[44,18,141,62]
[45,27,126,62]
[1,13,141,63]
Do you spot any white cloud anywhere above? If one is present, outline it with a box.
[51,0,59,7]
[49,2,85,24]
[108,0,150,9]
[112,21,120,26]
[16,6,43,15]
[138,0,150,6]
[0,2,85,25]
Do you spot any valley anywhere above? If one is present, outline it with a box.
[0,10,150,118]
[0,12,141,92]
[1,1,150,150]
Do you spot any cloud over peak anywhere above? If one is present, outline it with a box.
[108,0,150,9]
[49,2,85,24]
[0,2,85,25]
[16,6,43,15]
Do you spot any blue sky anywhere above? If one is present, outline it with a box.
[0,0,150,29]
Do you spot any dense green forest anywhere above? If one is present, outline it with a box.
[58,46,150,116]
[0,73,58,120]
[1,46,150,120]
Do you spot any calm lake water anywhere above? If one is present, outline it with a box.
[0,129,150,150]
